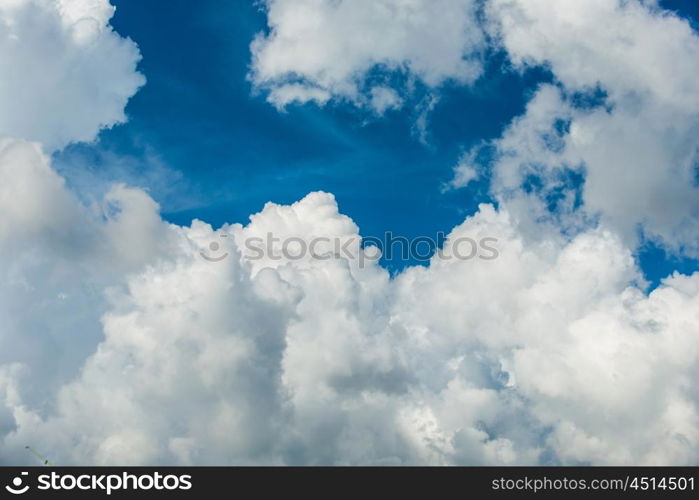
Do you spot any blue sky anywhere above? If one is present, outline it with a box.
[51,0,699,282]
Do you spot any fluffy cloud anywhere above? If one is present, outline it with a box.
[0,138,176,419]
[1,0,698,467]
[0,0,145,150]
[487,0,699,109]
[451,0,699,255]
[251,0,699,253]
[249,0,484,111]
[1,148,697,465]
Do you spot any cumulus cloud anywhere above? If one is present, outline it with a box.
[249,0,485,111]
[1,148,697,465]
[0,0,145,150]
[0,0,698,468]
[450,0,699,255]
[0,0,150,418]
[252,0,699,253]
[0,138,176,417]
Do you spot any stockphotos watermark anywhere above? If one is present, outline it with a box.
[4,470,192,496]
[200,232,500,265]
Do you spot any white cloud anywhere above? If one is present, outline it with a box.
[1,148,697,465]
[449,147,485,189]
[0,0,698,468]
[370,86,403,116]
[0,139,178,425]
[249,0,485,110]
[487,0,699,110]
[0,0,145,150]
[266,83,331,110]
[452,0,699,255]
